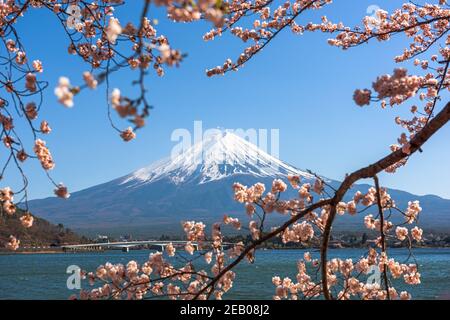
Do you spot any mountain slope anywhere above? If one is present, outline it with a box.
[0,209,87,247]
[27,132,450,234]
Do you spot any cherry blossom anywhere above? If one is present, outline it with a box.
[6,236,20,251]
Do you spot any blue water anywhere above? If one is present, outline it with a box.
[0,248,449,299]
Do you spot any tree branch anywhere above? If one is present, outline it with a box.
[321,101,450,300]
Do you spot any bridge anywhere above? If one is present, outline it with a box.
[61,240,234,253]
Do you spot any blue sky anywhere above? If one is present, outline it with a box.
[6,0,450,200]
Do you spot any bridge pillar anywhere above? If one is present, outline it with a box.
[122,247,129,253]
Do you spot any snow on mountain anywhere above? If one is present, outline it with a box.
[121,131,313,186]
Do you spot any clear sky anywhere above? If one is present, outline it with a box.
[6,0,450,200]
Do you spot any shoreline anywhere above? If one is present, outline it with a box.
[2,246,450,255]
[0,250,64,255]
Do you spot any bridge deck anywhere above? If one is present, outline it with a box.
[61,240,234,249]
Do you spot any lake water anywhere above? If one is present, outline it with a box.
[1,248,449,300]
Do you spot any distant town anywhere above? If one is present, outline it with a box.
[3,231,450,254]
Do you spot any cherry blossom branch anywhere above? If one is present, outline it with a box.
[192,198,333,299]
[374,174,390,300]
[320,101,450,300]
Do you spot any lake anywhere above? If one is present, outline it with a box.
[1,248,449,300]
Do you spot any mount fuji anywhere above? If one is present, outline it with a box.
[28,132,450,235]
[122,131,313,186]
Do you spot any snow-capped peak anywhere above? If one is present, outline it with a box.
[122,131,313,186]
